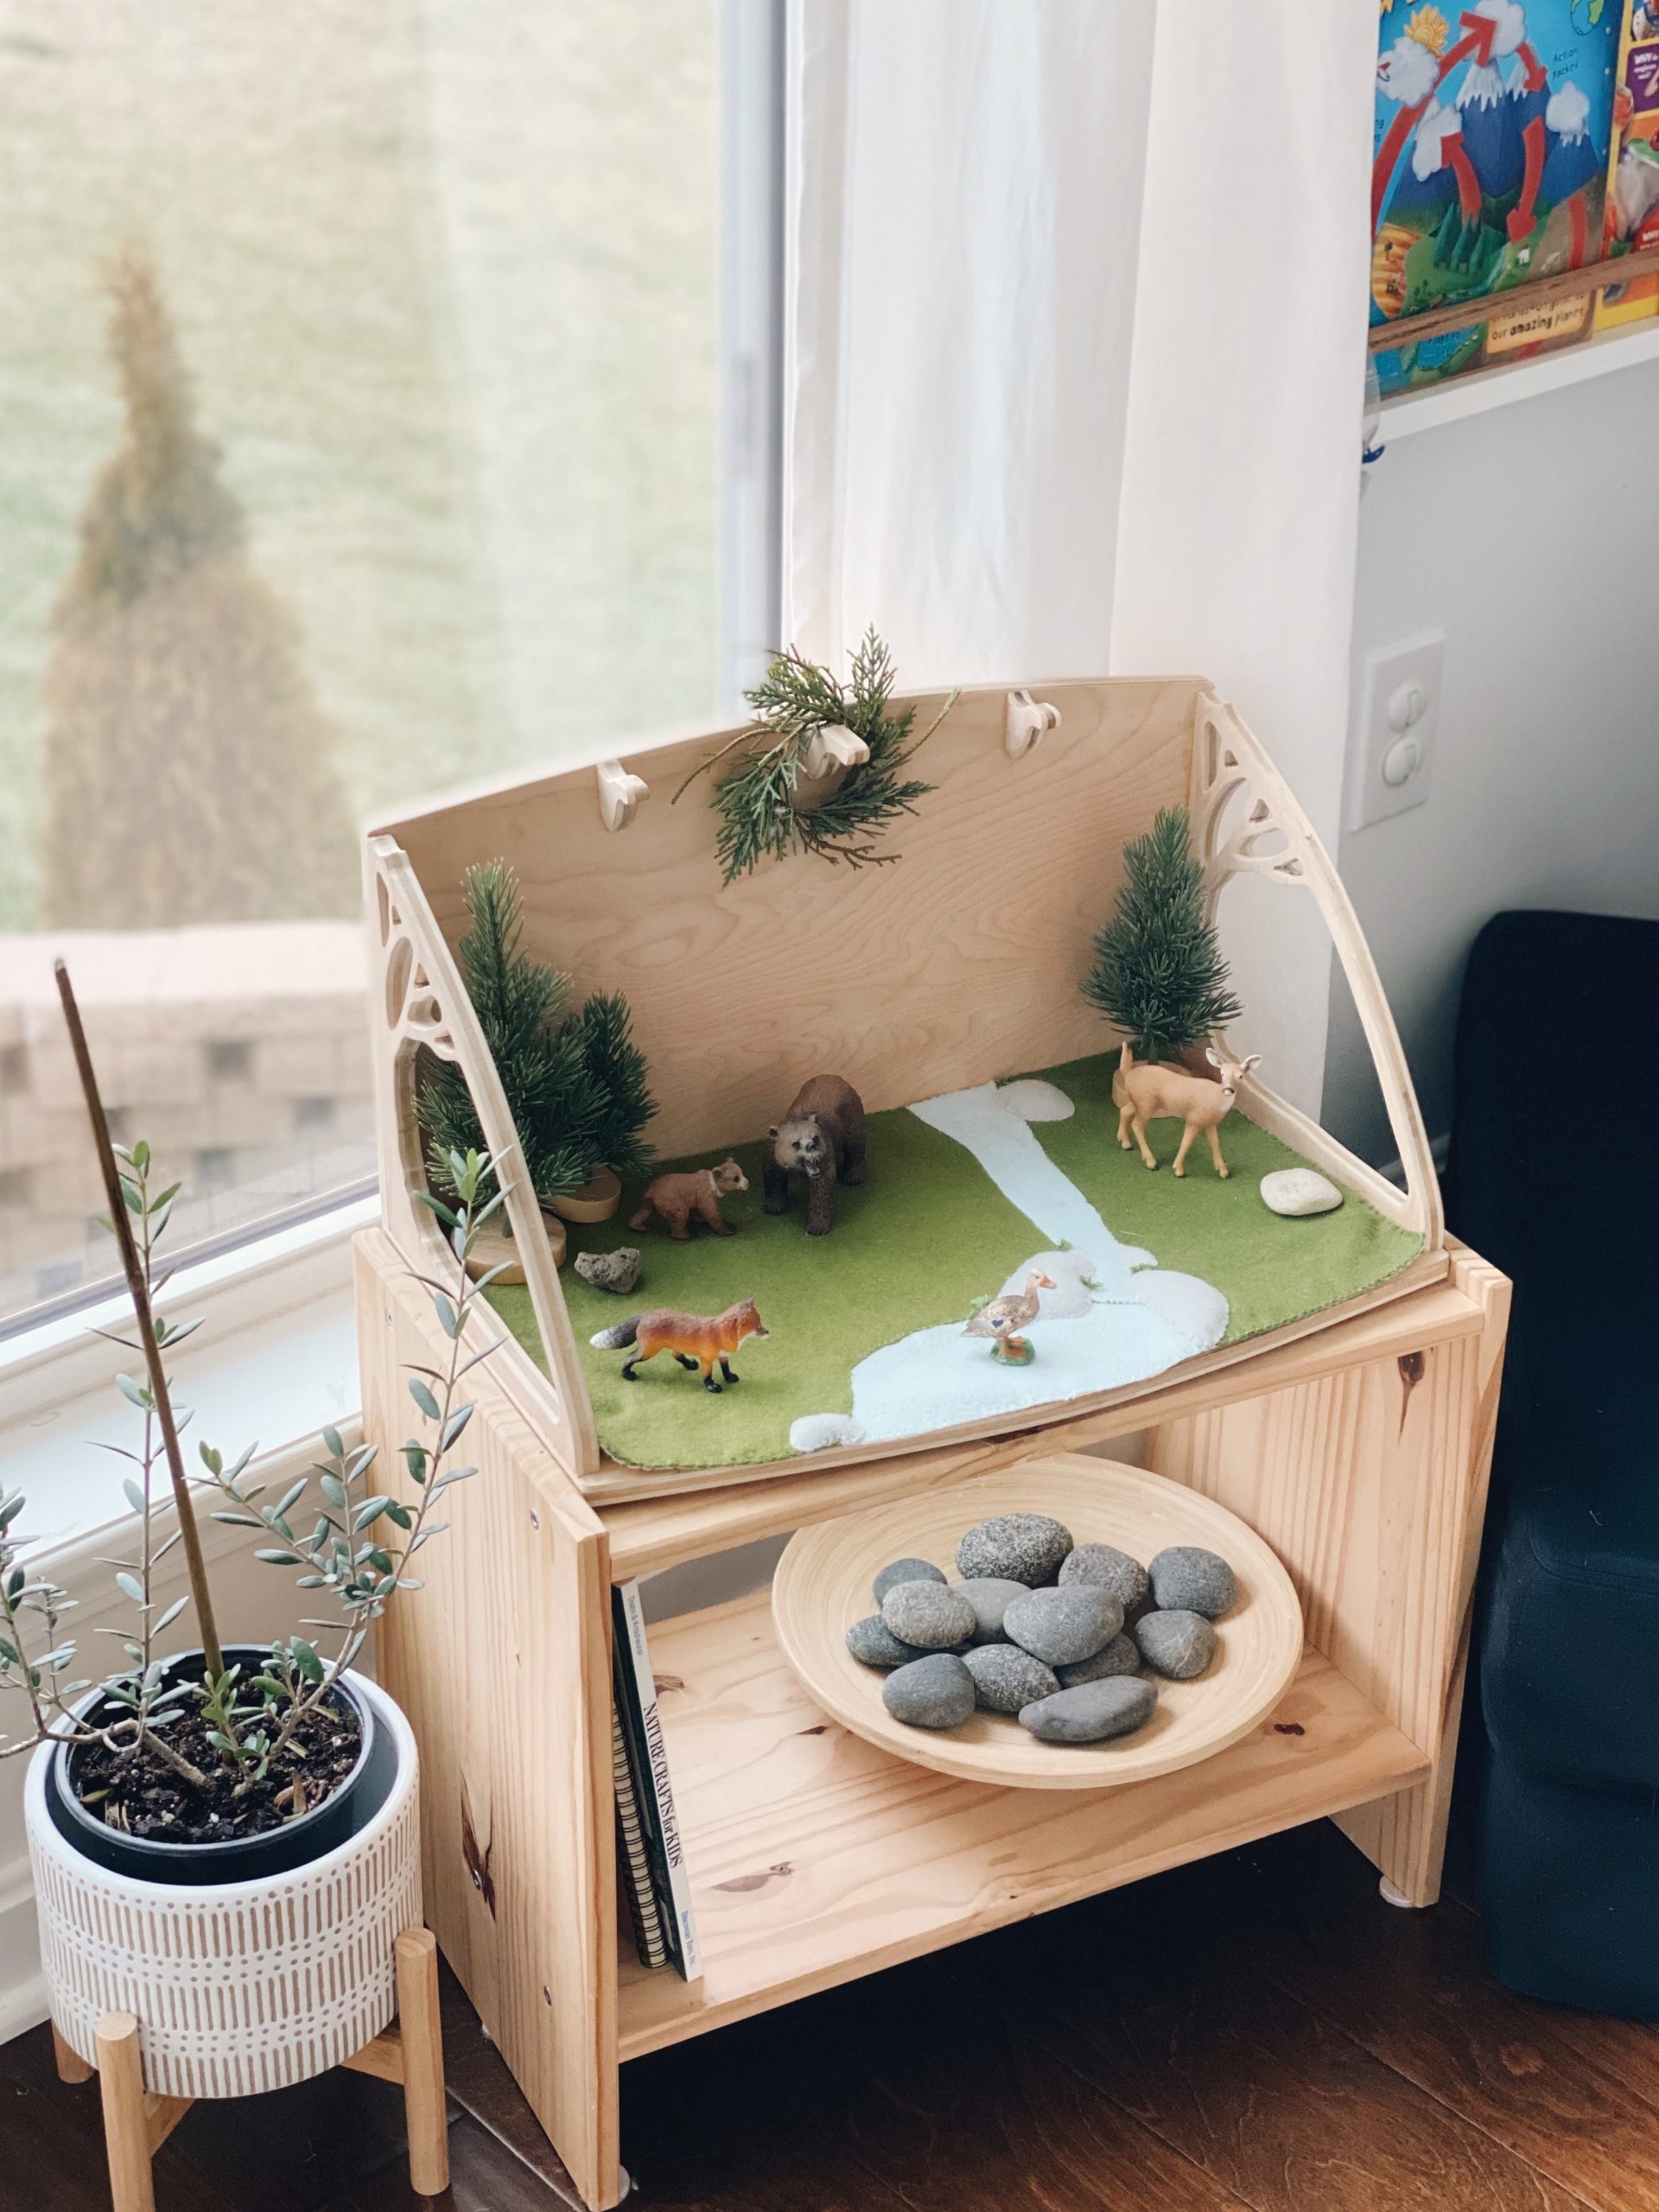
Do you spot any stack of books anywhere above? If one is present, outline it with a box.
[609,1580,700,1983]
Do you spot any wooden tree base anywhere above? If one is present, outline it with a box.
[54,1927,448,2212]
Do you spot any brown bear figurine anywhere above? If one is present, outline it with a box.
[630,1158,748,1240]
[764,1074,866,1236]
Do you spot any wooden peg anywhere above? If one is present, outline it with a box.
[52,2021,93,2084]
[1005,689,1061,760]
[597,760,649,833]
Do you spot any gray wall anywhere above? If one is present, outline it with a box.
[1323,356,1659,1166]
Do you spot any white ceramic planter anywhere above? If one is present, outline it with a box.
[25,1675,421,2099]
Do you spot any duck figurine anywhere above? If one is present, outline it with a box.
[963,1269,1057,1366]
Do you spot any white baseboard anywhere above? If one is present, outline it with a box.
[0,1862,45,2044]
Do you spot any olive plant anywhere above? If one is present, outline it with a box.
[0,963,507,1825]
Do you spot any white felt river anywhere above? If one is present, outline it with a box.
[787,1080,1229,1452]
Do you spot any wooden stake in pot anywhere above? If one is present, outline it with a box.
[53,961,224,1682]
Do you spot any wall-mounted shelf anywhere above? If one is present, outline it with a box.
[1380,320,1659,442]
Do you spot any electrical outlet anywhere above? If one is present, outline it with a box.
[1349,630,1442,831]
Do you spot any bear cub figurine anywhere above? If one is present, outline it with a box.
[764,1074,867,1236]
[631,1158,748,1240]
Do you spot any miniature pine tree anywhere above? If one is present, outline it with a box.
[37,239,357,927]
[417,861,655,1204]
[1082,805,1242,1065]
[570,991,657,1179]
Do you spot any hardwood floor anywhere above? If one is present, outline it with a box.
[5,1820,1656,2212]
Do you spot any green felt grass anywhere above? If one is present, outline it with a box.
[486,1105,1043,1471]
[1027,1052,1422,1345]
[487,1051,1423,1471]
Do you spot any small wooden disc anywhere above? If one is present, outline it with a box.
[463,1211,567,1283]
[544,1168,623,1224]
[772,1454,1303,1790]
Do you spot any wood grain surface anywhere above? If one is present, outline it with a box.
[612,1586,1422,2061]
[771,1456,1303,1790]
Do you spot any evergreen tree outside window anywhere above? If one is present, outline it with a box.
[0,2,779,1325]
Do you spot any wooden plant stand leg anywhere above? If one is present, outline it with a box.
[397,1928,449,2196]
[51,2021,93,2084]
[93,2013,187,2212]
[340,1925,452,2198]
[79,1925,449,2212]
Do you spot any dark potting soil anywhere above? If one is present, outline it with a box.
[71,1688,362,1845]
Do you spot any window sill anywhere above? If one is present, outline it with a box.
[0,1196,375,1567]
[1379,321,1659,441]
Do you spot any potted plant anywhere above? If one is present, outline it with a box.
[5,966,505,2196]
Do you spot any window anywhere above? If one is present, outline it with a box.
[0,0,780,1330]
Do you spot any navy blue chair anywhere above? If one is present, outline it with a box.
[1445,909,1659,2016]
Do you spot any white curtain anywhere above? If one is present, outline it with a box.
[783,1,1376,1112]
[782,0,1158,685]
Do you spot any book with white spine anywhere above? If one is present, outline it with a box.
[612,1580,702,1984]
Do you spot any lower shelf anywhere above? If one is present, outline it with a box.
[615,1589,1428,2059]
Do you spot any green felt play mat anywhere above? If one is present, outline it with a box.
[487,1051,1423,1471]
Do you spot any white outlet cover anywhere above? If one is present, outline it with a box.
[1349,629,1443,832]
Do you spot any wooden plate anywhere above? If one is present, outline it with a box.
[771,1454,1304,1789]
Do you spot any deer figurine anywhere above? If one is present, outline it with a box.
[1112,1041,1262,1179]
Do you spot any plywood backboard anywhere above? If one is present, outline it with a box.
[373,677,1203,1160]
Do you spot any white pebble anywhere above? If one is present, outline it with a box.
[1260,1168,1343,1217]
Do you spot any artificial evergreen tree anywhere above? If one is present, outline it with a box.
[38,239,357,927]
[570,991,657,1179]
[1082,805,1242,1065]
[417,861,655,1205]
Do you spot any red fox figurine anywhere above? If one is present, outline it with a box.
[590,1298,768,1394]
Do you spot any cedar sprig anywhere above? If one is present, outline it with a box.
[1083,805,1243,1064]
[681,628,943,884]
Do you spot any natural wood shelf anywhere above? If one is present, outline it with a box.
[613,1590,1428,2061]
[598,1263,1482,1580]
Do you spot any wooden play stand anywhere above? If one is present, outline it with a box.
[355,677,1509,2210]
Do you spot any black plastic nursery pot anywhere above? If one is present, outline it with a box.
[47,1645,395,1886]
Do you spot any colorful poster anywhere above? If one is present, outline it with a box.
[1594,3,1659,327]
[1371,0,1618,394]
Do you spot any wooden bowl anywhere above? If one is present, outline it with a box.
[771,1455,1303,1790]
[544,1168,622,1224]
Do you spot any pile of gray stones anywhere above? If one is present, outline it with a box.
[846,1512,1236,1745]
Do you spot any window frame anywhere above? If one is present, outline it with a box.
[0,1,786,1503]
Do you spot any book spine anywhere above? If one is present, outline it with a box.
[614,1580,702,1984]
[610,1677,667,1971]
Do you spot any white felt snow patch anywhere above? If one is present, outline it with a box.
[824,1291,1220,1449]
[790,1412,865,1453]
[995,1079,1075,1122]
[996,1249,1100,1320]
[910,1083,1143,1293]
[776,1081,1235,1457]
[1123,1267,1229,1350]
